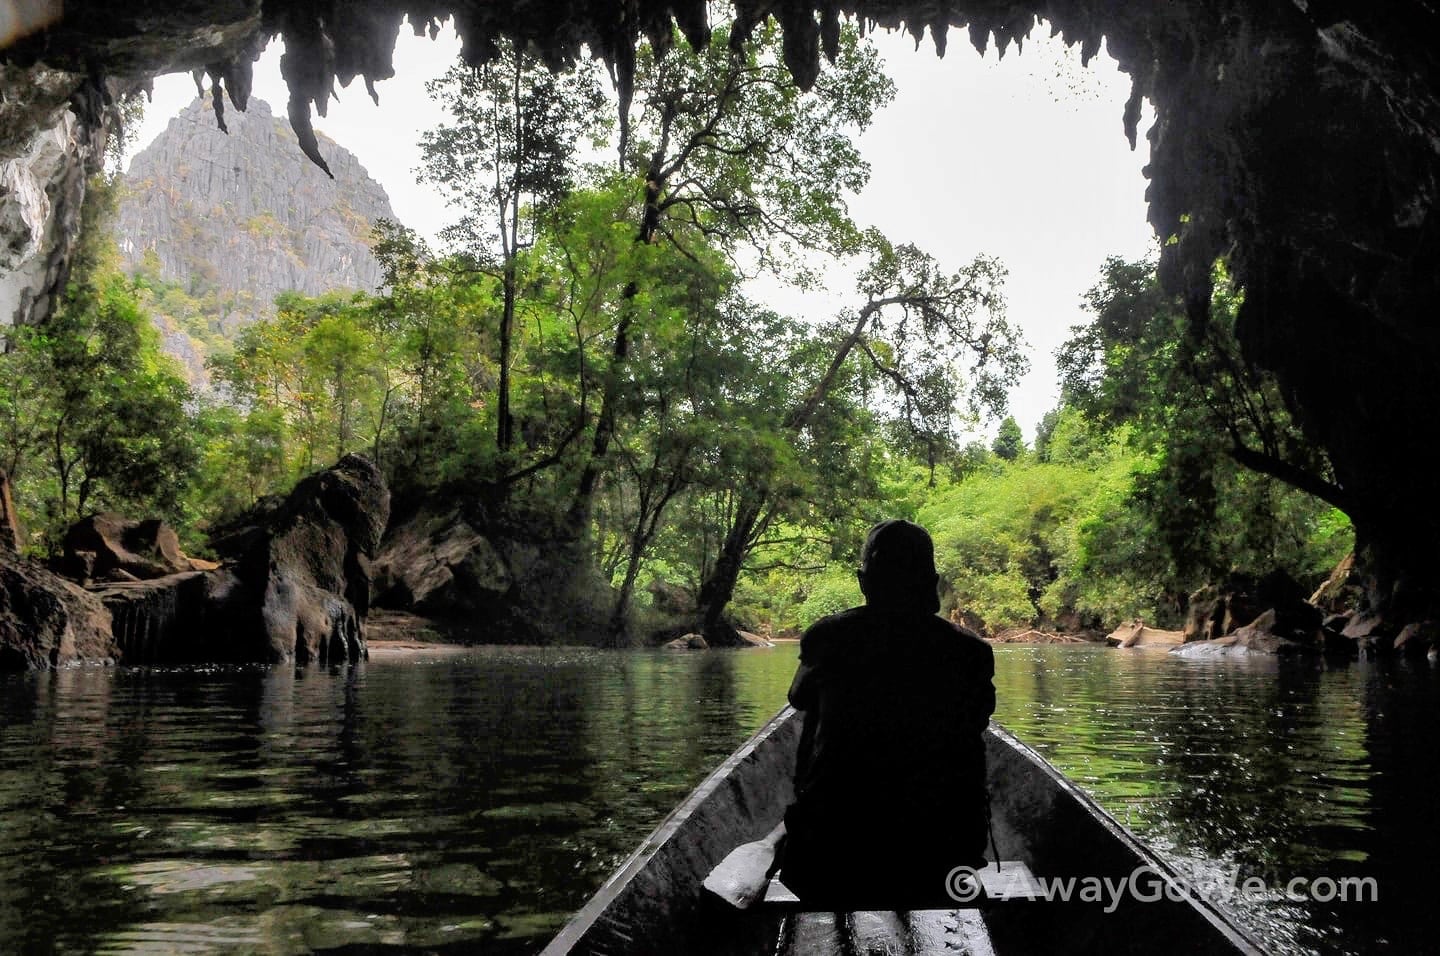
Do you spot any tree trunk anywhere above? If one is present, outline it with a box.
[694,495,766,646]
[0,471,22,553]
[686,301,889,639]
[498,257,517,453]
[566,169,663,533]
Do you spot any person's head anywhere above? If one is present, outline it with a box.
[856,519,940,614]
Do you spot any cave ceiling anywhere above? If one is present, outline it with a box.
[3,2,1436,317]
[5,1,1440,595]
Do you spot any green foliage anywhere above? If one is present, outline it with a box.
[421,47,607,259]
[992,416,1025,461]
[627,21,895,280]
[1056,257,1353,593]
[1,177,199,551]
[37,27,1347,648]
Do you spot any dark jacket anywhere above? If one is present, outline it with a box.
[780,604,995,904]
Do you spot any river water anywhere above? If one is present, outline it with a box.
[0,643,1433,954]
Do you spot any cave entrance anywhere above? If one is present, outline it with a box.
[122,20,1157,445]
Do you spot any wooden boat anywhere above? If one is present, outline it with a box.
[542,707,1267,955]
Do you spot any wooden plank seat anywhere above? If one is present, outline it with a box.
[776,909,998,956]
[768,863,1041,956]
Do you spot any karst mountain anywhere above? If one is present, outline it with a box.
[114,96,397,385]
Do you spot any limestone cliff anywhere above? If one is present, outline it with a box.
[114,95,397,384]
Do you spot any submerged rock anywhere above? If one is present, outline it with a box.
[1106,621,1184,648]
[0,555,117,671]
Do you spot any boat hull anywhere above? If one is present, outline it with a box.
[542,708,1265,955]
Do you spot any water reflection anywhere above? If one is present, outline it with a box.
[0,644,1434,954]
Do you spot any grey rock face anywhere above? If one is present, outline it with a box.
[114,95,397,382]
[0,93,106,330]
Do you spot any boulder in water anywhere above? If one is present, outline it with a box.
[1171,609,1315,658]
[664,633,709,650]
[0,554,116,671]
[207,454,389,665]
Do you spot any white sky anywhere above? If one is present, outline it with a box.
[127,20,1157,443]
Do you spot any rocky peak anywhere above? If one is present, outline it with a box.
[114,95,397,382]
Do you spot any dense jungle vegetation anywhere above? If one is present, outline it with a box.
[0,25,1352,640]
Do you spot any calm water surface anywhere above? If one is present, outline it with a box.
[0,643,1435,954]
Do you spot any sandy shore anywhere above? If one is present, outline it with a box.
[366,640,476,661]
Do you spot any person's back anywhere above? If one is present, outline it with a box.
[780,520,995,906]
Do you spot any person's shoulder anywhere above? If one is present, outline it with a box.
[930,616,993,659]
[803,606,867,640]
[799,605,866,654]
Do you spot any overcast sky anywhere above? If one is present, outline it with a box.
[128,20,1157,442]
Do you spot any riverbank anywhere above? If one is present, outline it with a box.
[367,640,479,661]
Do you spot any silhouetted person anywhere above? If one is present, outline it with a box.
[779,519,995,906]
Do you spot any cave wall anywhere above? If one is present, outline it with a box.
[3,0,1440,621]
[0,63,105,330]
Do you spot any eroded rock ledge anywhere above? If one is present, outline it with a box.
[0,454,389,671]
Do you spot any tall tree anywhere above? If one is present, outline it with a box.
[693,234,1025,641]
[992,416,1024,461]
[420,45,605,459]
[0,174,197,549]
[566,21,895,534]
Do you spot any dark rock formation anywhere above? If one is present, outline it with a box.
[646,578,693,617]
[207,453,389,664]
[92,571,209,664]
[663,632,709,650]
[1177,567,1353,660]
[1183,570,1321,644]
[0,554,117,670]
[62,513,216,582]
[1183,579,1258,644]
[371,506,512,617]
[114,96,397,386]
[1171,608,1313,659]
[372,498,612,644]
[3,458,388,670]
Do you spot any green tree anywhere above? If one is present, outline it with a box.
[992,416,1025,461]
[567,20,896,533]
[210,290,391,478]
[1056,257,1352,595]
[692,234,1025,640]
[420,44,605,458]
[1,262,197,548]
